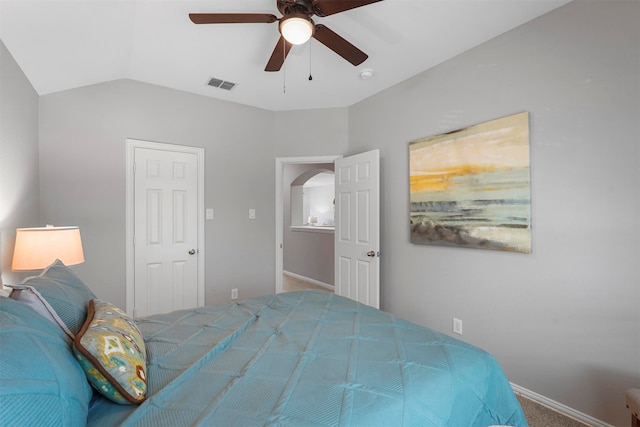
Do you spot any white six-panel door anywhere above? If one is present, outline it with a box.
[334,150,380,308]
[130,142,203,317]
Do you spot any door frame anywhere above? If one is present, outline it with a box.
[125,138,205,317]
[275,155,341,294]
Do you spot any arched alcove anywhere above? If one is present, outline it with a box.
[290,169,335,228]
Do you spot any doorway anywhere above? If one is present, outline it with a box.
[275,156,341,295]
[284,165,335,292]
[275,151,380,308]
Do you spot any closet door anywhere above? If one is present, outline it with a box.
[128,140,204,318]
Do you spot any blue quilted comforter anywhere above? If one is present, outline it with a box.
[87,291,527,426]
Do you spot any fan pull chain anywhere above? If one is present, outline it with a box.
[283,39,287,93]
[308,41,313,81]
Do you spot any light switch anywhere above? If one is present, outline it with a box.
[249,208,256,219]
[206,209,214,220]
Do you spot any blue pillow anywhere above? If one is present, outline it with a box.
[9,259,96,337]
[0,296,93,426]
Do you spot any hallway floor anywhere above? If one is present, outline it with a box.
[282,275,332,293]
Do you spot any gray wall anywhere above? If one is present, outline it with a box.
[348,1,639,425]
[0,40,40,286]
[273,108,348,157]
[36,81,349,308]
[38,79,277,306]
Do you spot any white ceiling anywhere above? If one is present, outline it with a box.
[0,0,570,112]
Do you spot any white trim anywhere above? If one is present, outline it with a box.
[284,270,334,291]
[125,138,205,317]
[275,155,342,295]
[511,383,614,427]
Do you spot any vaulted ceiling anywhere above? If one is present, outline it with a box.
[0,0,570,111]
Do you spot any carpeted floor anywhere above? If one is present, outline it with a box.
[282,274,332,292]
[517,395,590,427]
[283,276,591,427]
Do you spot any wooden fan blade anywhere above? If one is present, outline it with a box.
[265,36,293,72]
[189,13,278,24]
[312,0,383,17]
[312,24,368,66]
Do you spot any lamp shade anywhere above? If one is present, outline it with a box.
[280,15,314,45]
[12,226,85,271]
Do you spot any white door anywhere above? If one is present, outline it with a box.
[334,149,380,308]
[131,143,203,317]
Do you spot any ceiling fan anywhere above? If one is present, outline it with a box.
[189,0,383,72]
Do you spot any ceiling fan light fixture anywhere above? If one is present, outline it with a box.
[280,15,314,45]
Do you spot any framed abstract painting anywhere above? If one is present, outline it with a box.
[409,112,531,253]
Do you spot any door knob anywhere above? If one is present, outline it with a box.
[367,251,376,257]
[188,249,196,255]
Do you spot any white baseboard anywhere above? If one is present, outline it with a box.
[283,271,334,291]
[511,383,613,427]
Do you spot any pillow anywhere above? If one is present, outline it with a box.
[9,259,96,337]
[7,286,74,338]
[0,296,93,427]
[73,299,147,404]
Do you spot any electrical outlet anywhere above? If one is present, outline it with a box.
[206,209,214,220]
[453,318,463,335]
[249,209,256,219]
[231,288,238,300]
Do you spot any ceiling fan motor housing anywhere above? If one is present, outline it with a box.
[277,0,314,17]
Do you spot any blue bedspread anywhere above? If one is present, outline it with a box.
[87,291,527,426]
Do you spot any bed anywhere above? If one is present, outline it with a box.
[1,260,528,426]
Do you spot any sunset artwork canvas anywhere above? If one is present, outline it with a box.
[409,112,531,253]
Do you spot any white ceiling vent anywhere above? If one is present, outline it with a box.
[207,77,236,91]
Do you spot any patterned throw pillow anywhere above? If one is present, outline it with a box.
[73,299,147,404]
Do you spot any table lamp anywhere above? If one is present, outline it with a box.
[12,225,85,271]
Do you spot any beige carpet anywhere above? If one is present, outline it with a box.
[517,395,590,427]
[282,275,332,293]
